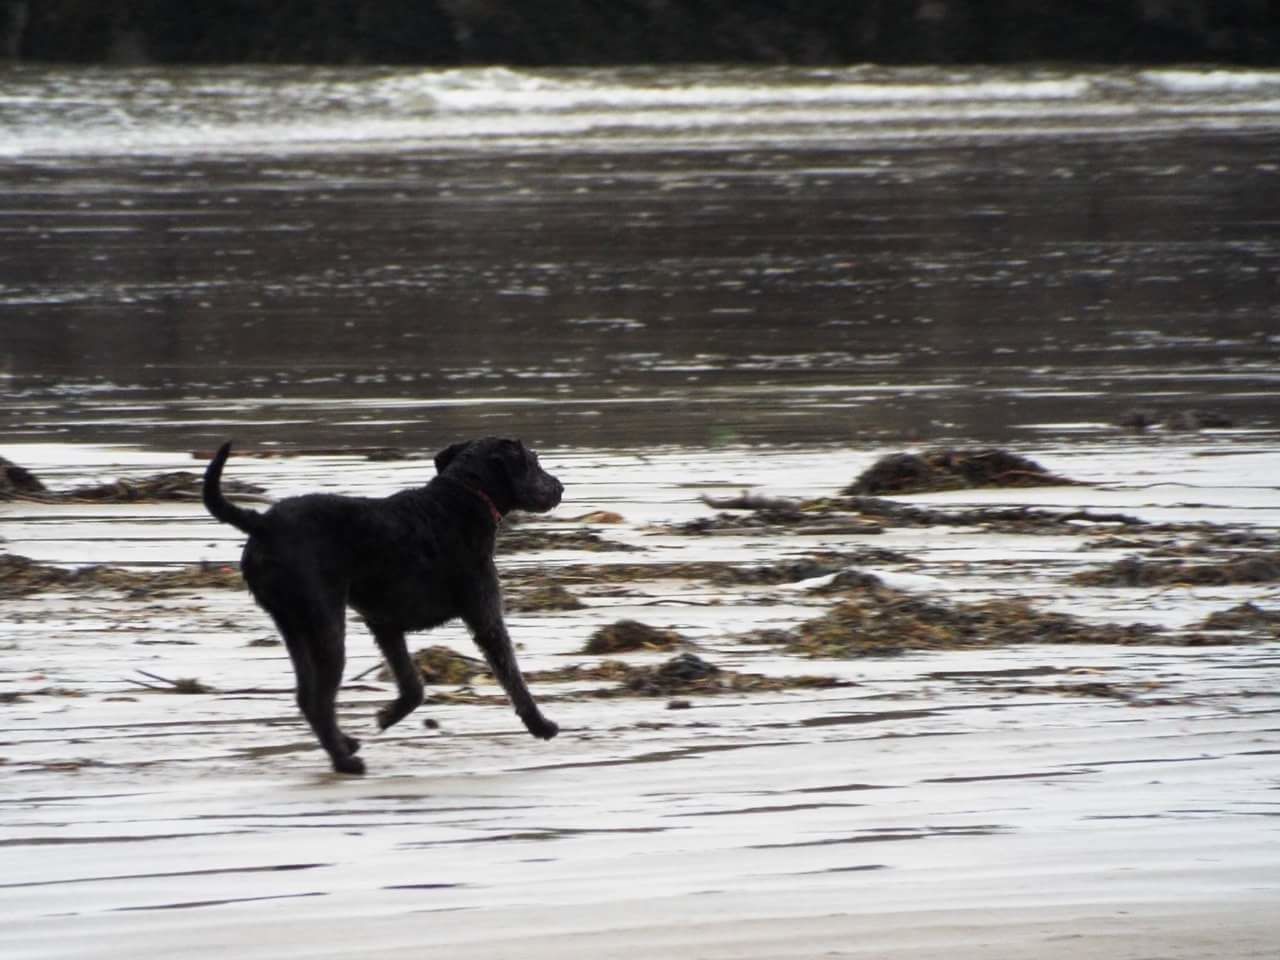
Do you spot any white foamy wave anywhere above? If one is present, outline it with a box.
[3,64,1280,160]
[0,103,1157,160]
[377,68,1092,114]
[1141,69,1280,95]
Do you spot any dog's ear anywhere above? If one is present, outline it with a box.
[434,441,470,474]
[489,439,529,477]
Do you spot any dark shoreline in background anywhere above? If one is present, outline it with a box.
[3,2,1279,68]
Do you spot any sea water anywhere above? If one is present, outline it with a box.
[1,63,1277,450]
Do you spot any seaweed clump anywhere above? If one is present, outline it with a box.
[582,619,686,654]
[528,653,846,699]
[0,458,266,504]
[845,448,1080,496]
[623,652,720,694]
[1,457,46,498]
[837,497,1144,532]
[504,552,907,592]
[619,653,846,697]
[678,503,882,536]
[1072,553,1280,587]
[381,645,487,685]
[498,526,636,553]
[0,553,242,599]
[506,581,585,612]
[1196,602,1280,633]
[62,471,239,503]
[709,556,850,586]
[760,585,1164,658]
[1117,408,1235,432]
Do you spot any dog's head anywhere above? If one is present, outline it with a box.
[434,437,563,515]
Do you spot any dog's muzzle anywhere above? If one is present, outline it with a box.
[530,473,563,512]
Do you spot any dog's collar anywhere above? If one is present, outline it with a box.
[438,475,505,526]
[469,486,504,526]
[458,481,501,527]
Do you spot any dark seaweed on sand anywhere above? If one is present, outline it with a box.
[582,619,686,654]
[1,457,46,497]
[837,497,1145,531]
[845,448,1082,496]
[505,581,586,612]
[380,645,487,685]
[754,583,1169,658]
[0,457,267,504]
[498,525,637,553]
[1196,602,1280,633]
[0,553,241,599]
[528,653,847,699]
[1072,553,1280,587]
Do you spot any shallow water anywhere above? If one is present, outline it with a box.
[2,63,1279,451]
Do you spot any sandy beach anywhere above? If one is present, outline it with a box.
[3,440,1278,958]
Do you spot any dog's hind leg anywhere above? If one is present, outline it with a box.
[271,605,365,775]
[369,622,424,731]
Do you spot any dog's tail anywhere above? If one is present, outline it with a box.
[203,441,266,535]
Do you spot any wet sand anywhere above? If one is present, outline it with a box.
[3,440,1278,958]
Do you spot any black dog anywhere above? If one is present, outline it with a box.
[202,437,563,775]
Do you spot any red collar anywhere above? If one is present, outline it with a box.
[438,476,505,526]
[467,485,504,526]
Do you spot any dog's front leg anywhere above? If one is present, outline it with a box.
[368,621,425,732]
[463,591,558,741]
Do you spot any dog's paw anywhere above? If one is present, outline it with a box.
[343,735,362,756]
[376,693,424,732]
[332,753,367,776]
[525,716,559,740]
